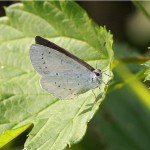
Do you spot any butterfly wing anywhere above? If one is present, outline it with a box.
[40,73,97,99]
[30,44,99,99]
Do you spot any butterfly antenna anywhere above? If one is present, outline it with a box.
[92,90,96,100]
[101,67,112,78]
[101,68,109,73]
[102,72,112,77]
[96,61,98,69]
[98,87,104,98]
[101,79,108,85]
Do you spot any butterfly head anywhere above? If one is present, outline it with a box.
[93,69,102,84]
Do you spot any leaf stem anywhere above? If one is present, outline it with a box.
[119,56,150,64]
[113,56,150,69]
[116,64,150,110]
[132,1,150,20]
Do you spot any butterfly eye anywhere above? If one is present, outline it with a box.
[93,69,101,76]
[95,72,100,76]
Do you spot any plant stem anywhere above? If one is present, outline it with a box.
[113,56,150,69]
[132,1,150,20]
[119,56,150,64]
[116,64,150,110]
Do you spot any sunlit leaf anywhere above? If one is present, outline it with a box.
[0,1,113,149]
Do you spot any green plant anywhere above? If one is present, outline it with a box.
[0,1,149,150]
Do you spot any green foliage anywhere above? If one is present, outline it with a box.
[0,124,32,148]
[0,1,113,150]
[68,85,150,150]
[143,60,150,82]
[67,42,150,150]
[0,1,150,150]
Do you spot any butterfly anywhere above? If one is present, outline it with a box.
[30,36,104,100]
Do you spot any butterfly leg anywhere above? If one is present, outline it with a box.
[91,90,96,100]
[98,86,104,98]
[91,88,104,103]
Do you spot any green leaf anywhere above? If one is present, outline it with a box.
[0,124,32,148]
[143,60,150,82]
[0,1,113,149]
